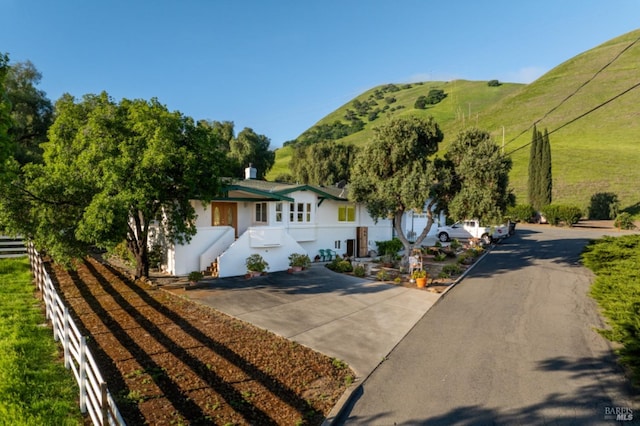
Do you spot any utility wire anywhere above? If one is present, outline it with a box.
[506,79,640,156]
[503,34,640,149]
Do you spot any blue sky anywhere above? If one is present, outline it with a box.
[2,0,639,147]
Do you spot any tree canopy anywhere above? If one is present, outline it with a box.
[5,60,53,165]
[446,128,514,224]
[290,141,357,186]
[199,120,275,179]
[0,53,11,167]
[2,92,228,278]
[349,116,444,260]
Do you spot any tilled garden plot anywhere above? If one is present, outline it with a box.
[47,257,352,425]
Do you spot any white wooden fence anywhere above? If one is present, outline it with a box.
[28,244,126,426]
[0,235,27,258]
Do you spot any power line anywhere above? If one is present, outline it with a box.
[503,34,640,149]
[506,79,640,156]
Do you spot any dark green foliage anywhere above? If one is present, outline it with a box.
[2,92,227,278]
[296,120,364,146]
[353,264,366,277]
[375,238,403,256]
[368,109,380,122]
[487,80,501,87]
[5,61,53,165]
[506,204,535,222]
[559,205,582,226]
[0,52,11,167]
[290,141,356,185]
[614,212,636,230]
[445,128,514,224]
[582,235,640,384]
[440,263,462,277]
[542,204,582,226]
[528,126,552,211]
[326,256,353,273]
[542,204,561,225]
[425,89,446,105]
[588,192,619,219]
[414,96,427,109]
[229,127,275,179]
[541,129,552,206]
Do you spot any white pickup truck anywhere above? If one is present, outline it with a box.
[436,220,510,244]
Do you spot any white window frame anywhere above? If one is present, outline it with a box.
[255,202,268,224]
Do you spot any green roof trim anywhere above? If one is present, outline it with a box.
[220,184,295,202]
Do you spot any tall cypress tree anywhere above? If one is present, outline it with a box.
[541,128,552,207]
[528,126,552,211]
[528,125,541,210]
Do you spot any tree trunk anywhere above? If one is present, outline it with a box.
[133,244,149,279]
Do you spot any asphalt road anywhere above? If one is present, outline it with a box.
[337,224,639,425]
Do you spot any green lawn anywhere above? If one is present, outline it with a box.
[0,257,83,425]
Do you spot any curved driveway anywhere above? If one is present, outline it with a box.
[338,224,639,425]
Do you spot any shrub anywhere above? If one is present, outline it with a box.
[438,270,451,279]
[425,89,446,104]
[582,235,640,383]
[188,271,203,282]
[559,205,583,226]
[588,192,619,220]
[109,240,135,267]
[288,253,311,268]
[375,238,403,256]
[542,204,562,225]
[614,212,636,230]
[326,257,353,273]
[434,252,447,261]
[376,270,390,281]
[450,239,462,251]
[353,265,366,277]
[414,96,427,109]
[542,204,582,226]
[487,79,501,87]
[442,264,462,276]
[506,204,535,223]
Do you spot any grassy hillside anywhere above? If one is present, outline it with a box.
[268,29,640,212]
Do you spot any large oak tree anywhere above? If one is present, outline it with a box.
[4,92,227,278]
[446,128,513,224]
[349,116,445,262]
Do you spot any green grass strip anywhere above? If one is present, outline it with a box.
[0,257,83,425]
[582,235,640,385]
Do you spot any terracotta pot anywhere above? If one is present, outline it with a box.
[415,277,427,288]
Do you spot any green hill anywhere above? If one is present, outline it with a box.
[268,29,640,212]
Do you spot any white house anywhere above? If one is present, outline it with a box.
[155,165,445,278]
[155,166,393,277]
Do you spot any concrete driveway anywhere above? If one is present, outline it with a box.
[166,264,442,378]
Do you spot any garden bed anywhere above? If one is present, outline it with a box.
[46,255,353,425]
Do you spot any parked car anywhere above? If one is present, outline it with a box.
[436,220,509,244]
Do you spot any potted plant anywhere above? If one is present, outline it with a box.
[245,253,269,277]
[288,253,311,272]
[411,269,428,288]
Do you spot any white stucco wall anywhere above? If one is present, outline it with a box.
[217,227,306,278]
[171,227,231,276]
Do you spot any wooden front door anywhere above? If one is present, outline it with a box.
[211,202,238,237]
